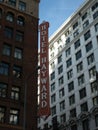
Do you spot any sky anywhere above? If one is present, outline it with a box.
[39,0,85,37]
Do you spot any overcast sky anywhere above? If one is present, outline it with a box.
[39,0,85,37]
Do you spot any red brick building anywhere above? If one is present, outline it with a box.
[0,0,40,130]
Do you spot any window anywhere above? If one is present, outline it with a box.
[13,65,22,78]
[58,76,64,86]
[74,39,80,49]
[79,88,86,99]
[85,41,93,52]
[0,8,2,18]
[0,106,5,123]
[6,12,14,22]
[75,50,82,61]
[66,47,71,57]
[67,69,73,80]
[51,71,55,80]
[51,106,56,116]
[9,109,19,125]
[59,88,65,98]
[60,100,65,111]
[87,53,95,65]
[18,1,26,11]
[58,55,62,64]
[93,96,98,105]
[84,30,91,41]
[82,12,87,21]
[81,102,88,112]
[14,48,22,59]
[9,0,16,6]
[0,62,9,76]
[70,108,76,118]
[69,94,75,105]
[2,44,11,56]
[71,125,77,130]
[5,27,13,39]
[66,58,72,68]
[77,62,83,73]
[73,29,79,38]
[16,31,24,42]
[58,65,63,74]
[66,37,70,44]
[58,45,62,53]
[91,81,98,93]
[50,62,55,69]
[78,74,85,86]
[17,16,24,26]
[11,86,20,100]
[92,2,98,11]
[51,94,56,104]
[82,119,89,130]
[93,11,98,19]
[83,20,89,29]
[0,83,7,98]
[68,81,74,92]
[73,22,78,30]
[51,82,55,92]
[60,114,66,123]
[95,114,98,127]
[89,66,96,79]
[95,23,98,32]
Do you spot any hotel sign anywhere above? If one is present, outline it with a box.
[39,21,50,116]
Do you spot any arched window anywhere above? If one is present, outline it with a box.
[17,16,25,26]
[6,12,14,22]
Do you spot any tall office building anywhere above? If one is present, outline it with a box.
[0,0,40,130]
[38,0,98,130]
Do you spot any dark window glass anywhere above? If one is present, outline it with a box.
[51,72,55,80]
[17,16,25,26]
[9,109,19,125]
[95,23,98,32]
[66,58,72,68]
[84,30,91,41]
[11,86,20,100]
[16,31,24,42]
[92,2,98,11]
[87,53,95,65]
[58,55,62,64]
[18,1,26,11]
[0,83,7,98]
[73,22,78,30]
[0,106,5,123]
[68,81,74,92]
[85,41,93,52]
[13,65,22,78]
[74,39,80,49]
[2,44,11,56]
[75,50,82,61]
[5,27,13,39]
[79,88,86,99]
[9,0,16,6]
[82,119,89,130]
[81,102,88,112]
[69,94,75,105]
[14,48,22,59]
[82,12,87,21]
[70,108,76,118]
[0,62,9,76]
[93,11,98,19]
[58,65,63,74]
[6,12,14,22]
